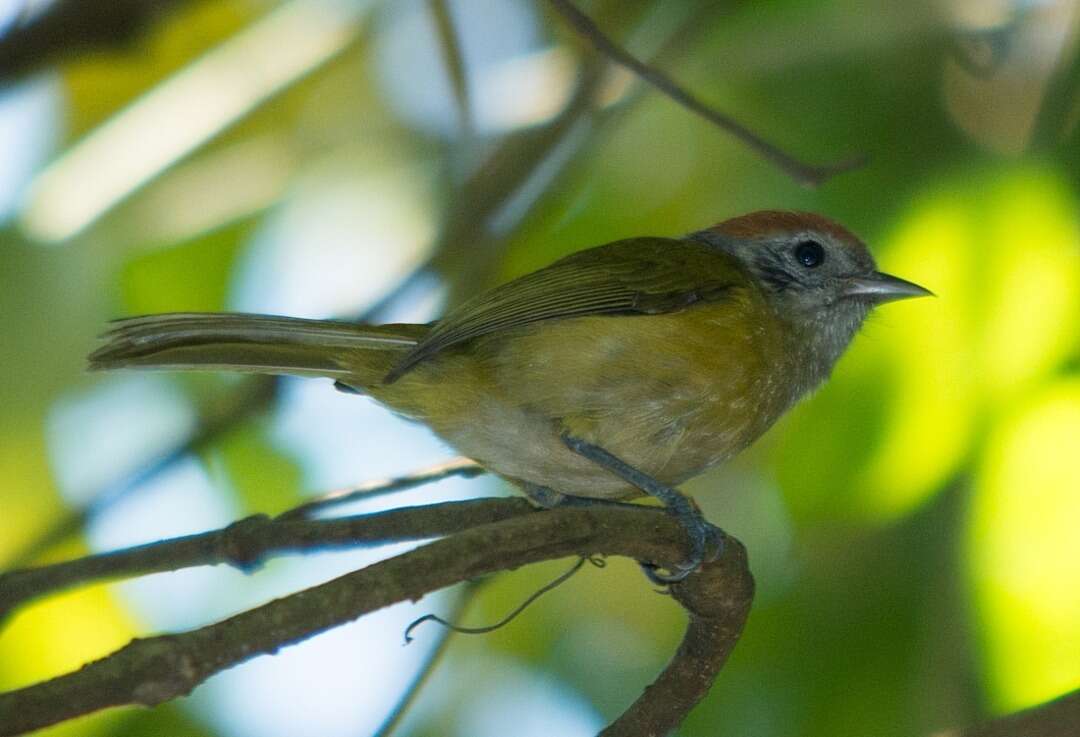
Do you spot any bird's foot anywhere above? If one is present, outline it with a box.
[523,481,717,584]
[559,433,725,584]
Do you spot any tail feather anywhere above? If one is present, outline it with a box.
[88,312,425,381]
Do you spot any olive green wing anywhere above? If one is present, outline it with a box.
[384,237,744,382]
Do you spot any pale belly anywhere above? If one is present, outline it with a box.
[436,395,759,499]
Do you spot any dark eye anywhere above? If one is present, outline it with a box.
[794,240,825,268]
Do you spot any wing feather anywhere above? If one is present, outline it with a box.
[384,237,743,382]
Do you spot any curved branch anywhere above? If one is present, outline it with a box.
[0,503,755,737]
[601,534,753,737]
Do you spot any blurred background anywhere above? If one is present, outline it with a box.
[1,0,1078,735]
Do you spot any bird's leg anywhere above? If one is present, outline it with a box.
[559,433,723,583]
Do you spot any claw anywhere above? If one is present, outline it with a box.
[641,519,725,585]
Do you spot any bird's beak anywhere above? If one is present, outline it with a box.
[844,271,934,303]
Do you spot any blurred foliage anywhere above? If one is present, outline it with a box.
[63,2,255,136]
[1,0,1078,736]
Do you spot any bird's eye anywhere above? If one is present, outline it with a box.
[794,240,825,268]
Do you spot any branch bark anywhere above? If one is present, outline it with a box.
[0,497,524,621]
[0,503,755,737]
[602,532,753,737]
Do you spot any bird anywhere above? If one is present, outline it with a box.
[88,210,932,580]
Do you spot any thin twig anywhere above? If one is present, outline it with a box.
[544,0,866,187]
[277,457,485,521]
[0,503,754,737]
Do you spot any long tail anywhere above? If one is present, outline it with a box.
[88,312,426,384]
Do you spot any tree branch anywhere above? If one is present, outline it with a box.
[0,497,529,622]
[543,0,866,187]
[5,498,1077,737]
[0,503,755,737]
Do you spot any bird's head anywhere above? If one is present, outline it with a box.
[695,210,931,312]
[691,210,932,375]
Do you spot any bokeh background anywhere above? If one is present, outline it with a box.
[1,0,1078,735]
